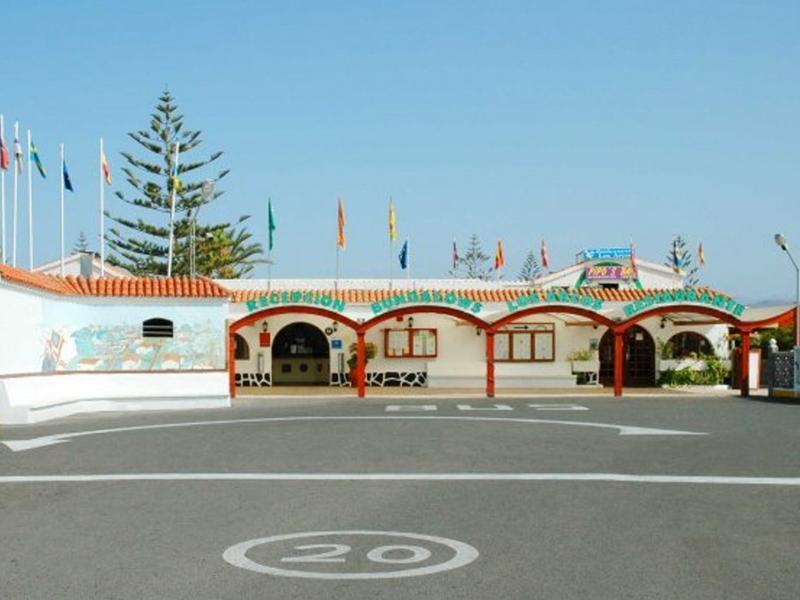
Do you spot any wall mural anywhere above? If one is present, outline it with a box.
[41,320,224,372]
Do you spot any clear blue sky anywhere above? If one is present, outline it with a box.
[2,1,798,300]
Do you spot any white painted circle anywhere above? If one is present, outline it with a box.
[366,545,432,564]
[222,530,479,580]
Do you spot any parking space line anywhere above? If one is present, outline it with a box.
[0,473,799,486]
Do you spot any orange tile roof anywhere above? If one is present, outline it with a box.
[0,263,728,304]
[0,264,228,298]
[229,286,727,304]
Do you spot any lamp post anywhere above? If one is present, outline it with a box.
[190,179,216,277]
[774,233,800,347]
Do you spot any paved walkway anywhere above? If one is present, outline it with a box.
[235,385,756,400]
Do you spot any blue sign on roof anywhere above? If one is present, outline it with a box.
[578,247,631,261]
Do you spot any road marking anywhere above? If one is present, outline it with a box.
[223,530,479,580]
[527,404,589,411]
[456,404,513,411]
[1,415,706,452]
[385,405,438,412]
[1,473,799,486]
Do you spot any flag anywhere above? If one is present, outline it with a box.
[0,128,8,171]
[30,140,46,178]
[698,242,705,267]
[452,239,459,269]
[337,198,346,249]
[170,143,182,192]
[541,239,550,269]
[62,161,74,192]
[399,239,408,270]
[13,131,23,175]
[630,237,637,271]
[101,148,112,185]
[494,240,505,270]
[672,237,682,272]
[388,198,397,242]
[267,199,276,252]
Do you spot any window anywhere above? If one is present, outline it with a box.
[234,334,250,360]
[142,318,173,338]
[667,332,713,358]
[494,323,555,362]
[384,328,438,358]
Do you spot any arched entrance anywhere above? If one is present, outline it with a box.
[271,322,330,385]
[599,325,655,387]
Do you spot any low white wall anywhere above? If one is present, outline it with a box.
[0,371,230,424]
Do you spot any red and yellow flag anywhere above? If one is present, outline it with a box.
[337,198,346,250]
[494,240,505,270]
[100,148,112,186]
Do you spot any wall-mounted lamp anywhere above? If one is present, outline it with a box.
[476,327,482,336]
[332,321,339,333]
[262,321,269,332]
[408,316,415,329]
[660,317,667,329]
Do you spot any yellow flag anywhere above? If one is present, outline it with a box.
[388,197,397,242]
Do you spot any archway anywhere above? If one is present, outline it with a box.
[271,322,330,386]
[599,325,655,387]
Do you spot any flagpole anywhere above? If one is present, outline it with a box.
[0,114,5,265]
[166,141,180,278]
[335,245,340,292]
[389,238,393,291]
[12,121,19,267]
[27,129,33,270]
[99,138,105,277]
[407,237,411,281]
[60,143,65,276]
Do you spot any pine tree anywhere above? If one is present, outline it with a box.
[665,235,699,287]
[73,231,90,253]
[106,90,263,277]
[450,234,492,280]
[519,250,541,283]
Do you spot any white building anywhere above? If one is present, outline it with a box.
[0,247,793,423]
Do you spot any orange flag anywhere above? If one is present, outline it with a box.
[337,198,346,250]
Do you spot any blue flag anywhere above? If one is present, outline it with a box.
[398,240,408,270]
[63,161,74,192]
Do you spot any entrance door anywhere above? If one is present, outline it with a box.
[271,322,330,385]
[599,326,656,387]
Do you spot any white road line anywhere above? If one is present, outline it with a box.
[0,473,798,486]
[385,405,438,412]
[1,416,706,452]
[527,404,589,411]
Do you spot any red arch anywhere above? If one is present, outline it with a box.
[361,305,490,332]
[618,305,748,332]
[228,306,361,398]
[488,305,615,332]
[230,305,361,334]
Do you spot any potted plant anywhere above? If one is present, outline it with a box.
[567,348,600,385]
[346,342,377,387]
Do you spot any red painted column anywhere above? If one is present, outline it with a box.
[228,328,237,399]
[739,329,751,398]
[613,330,624,398]
[356,331,366,398]
[486,331,495,398]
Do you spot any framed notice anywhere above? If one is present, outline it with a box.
[384,329,438,358]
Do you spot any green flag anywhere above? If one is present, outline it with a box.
[268,199,276,252]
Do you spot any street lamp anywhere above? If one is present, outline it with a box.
[190,179,216,277]
[774,233,800,347]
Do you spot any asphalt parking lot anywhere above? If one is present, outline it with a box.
[1,395,799,599]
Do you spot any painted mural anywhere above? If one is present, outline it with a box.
[41,320,225,372]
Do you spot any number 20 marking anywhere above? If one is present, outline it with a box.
[281,544,431,565]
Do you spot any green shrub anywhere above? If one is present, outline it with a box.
[658,355,729,387]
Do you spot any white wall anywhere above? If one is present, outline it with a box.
[0,371,230,424]
[0,285,46,375]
